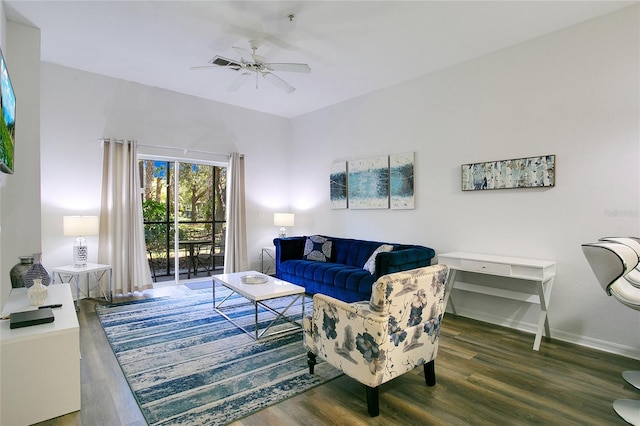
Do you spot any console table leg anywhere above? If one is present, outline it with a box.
[533,277,554,351]
[443,269,458,315]
[533,315,545,351]
[542,278,554,339]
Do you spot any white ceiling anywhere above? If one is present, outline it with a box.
[5,0,636,118]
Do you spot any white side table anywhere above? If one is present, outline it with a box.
[261,246,276,275]
[0,284,80,425]
[51,263,113,308]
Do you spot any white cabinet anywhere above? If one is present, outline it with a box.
[438,252,556,351]
[0,284,80,425]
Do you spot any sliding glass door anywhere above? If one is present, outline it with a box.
[139,159,226,283]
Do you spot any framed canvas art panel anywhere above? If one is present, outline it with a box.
[348,156,389,209]
[461,154,555,191]
[390,152,415,209]
[0,47,15,174]
[330,161,348,209]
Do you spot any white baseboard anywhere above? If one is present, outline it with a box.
[445,307,640,361]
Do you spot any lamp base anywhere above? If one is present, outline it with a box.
[73,237,88,267]
[279,227,287,238]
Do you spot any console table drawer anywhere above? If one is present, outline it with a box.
[460,259,511,276]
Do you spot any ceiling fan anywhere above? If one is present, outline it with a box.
[192,40,311,93]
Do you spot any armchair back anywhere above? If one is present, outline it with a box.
[304,264,449,389]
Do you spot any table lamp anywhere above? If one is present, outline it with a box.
[63,215,99,266]
[274,213,294,238]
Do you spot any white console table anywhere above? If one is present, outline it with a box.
[438,252,556,351]
[0,284,80,425]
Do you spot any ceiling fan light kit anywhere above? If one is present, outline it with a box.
[192,39,310,93]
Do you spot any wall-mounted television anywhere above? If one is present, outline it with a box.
[0,47,15,174]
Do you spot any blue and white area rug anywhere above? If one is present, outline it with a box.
[184,280,212,291]
[96,288,341,425]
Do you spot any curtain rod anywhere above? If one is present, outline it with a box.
[97,138,243,158]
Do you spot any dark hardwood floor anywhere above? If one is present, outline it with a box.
[35,284,639,426]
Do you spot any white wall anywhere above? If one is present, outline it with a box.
[1,0,6,309]
[290,6,640,358]
[5,3,639,358]
[0,1,4,48]
[0,20,41,308]
[39,63,292,278]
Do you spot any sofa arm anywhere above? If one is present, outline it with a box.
[375,246,436,277]
[274,237,306,275]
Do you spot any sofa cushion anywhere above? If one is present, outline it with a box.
[303,235,333,262]
[363,244,395,274]
[279,259,376,297]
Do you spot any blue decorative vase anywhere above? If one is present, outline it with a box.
[24,252,51,288]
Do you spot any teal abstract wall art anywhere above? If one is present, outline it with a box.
[330,161,348,209]
[390,152,415,209]
[348,156,389,209]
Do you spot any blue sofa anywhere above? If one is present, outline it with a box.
[274,235,436,303]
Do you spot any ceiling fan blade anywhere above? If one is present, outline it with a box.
[190,65,241,71]
[228,72,251,92]
[208,56,243,68]
[232,46,255,64]
[266,63,311,73]
[262,72,295,94]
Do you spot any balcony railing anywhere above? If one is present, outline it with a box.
[145,221,225,282]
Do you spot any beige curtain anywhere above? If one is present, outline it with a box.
[98,138,153,294]
[224,152,248,273]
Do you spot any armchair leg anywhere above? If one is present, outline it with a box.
[366,386,380,417]
[307,351,317,374]
[424,360,436,386]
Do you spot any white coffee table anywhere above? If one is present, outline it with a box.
[212,271,305,340]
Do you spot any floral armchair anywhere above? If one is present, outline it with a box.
[304,264,449,416]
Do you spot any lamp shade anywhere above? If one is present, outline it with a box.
[63,215,99,237]
[273,213,295,227]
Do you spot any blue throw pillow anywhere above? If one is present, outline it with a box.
[303,235,332,262]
